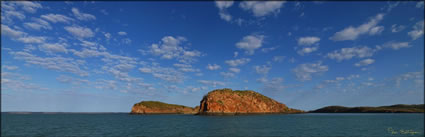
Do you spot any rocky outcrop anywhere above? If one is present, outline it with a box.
[310,104,424,113]
[198,88,304,115]
[130,101,198,114]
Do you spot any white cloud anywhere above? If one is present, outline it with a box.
[215,1,234,10]
[14,1,42,13]
[1,8,26,24]
[220,72,235,78]
[173,63,200,72]
[2,24,47,44]
[143,36,201,63]
[206,64,221,70]
[273,56,285,62]
[236,35,264,55]
[229,67,240,73]
[23,45,37,52]
[368,26,384,35]
[257,77,285,93]
[219,12,232,22]
[225,58,251,67]
[64,26,94,39]
[1,2,15,11]
[72,8,96,21]
[182,86,207,94]
[122,38,132,45]
[17,36,46,44]
[391,24,405,33]
[330,13,385,41]
[234,52,238,57]
[297,46,318,56]
[198,80,226,87]
[41,14,74,23]
[1,24,26,38]
[80,40,96,47]
[103,66,140,83]
[254,65,271,75]
[215,1,234,22]
[103,33,111,39]
[239,1,286,17]
[71,48,105,58]
[417,1,424,8]
[4,10,25,20]
[297,36,320,46]
[336,77,345,81]
[2,72,47,91]
[118,31,127,36]
[94,79,118,91]
[408,20,424,40]
[293,62,328,81]
[114,63,136,72]
[382,41,411,50]
[394,71,424,88]
[315,75,357,89]
[56,75,89,86]
[326,46,375,61]
[354,58,375,67]
[100,9,109,15]
[261,46,278,53]
[139,64,185,83]
[38,43,68,54]
[24,18,51,30]
[139,67,152,73]
[2,65,18,70]
[346,74,360,80]
[10,51,88,76]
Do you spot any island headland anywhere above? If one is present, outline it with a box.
[309,104,424,113]
[131,88,303,115]
[131,88,424,115]
[130,101,199,114]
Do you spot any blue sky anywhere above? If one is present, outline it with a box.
[1,1,424,112]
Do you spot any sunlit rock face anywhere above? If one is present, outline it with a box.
[198,88,304,115]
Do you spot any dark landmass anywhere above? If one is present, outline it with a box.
[130,88,303,115]
[130,101,199,114]
[310,104,424,113]
[3,112,127,114]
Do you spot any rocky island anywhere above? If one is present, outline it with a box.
[310,104,424,113]
[198,88,303,115]
[131,88,423,115]
[130,101,199,114]
[131,88,303,115]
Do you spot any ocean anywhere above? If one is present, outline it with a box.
[1,113,423,136]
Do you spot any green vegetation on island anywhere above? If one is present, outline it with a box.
[134,101,191,109]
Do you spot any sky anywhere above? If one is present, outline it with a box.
[1,1,424,112]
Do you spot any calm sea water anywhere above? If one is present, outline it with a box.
[1,113,424,136]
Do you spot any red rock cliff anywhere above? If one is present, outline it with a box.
[198,89,303,115]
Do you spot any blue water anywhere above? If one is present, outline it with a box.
[1,113,424,136]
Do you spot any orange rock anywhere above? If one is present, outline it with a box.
[198,88,304,115]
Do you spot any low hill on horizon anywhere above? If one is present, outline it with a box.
[310,104,424,113]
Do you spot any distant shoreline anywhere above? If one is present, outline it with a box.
[309,104,424,113]
[2,112,129,114]
[3,104,423,114]
[3,112,424,115]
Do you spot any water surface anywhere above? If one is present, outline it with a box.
[2,113,423,136]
